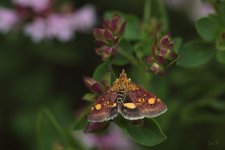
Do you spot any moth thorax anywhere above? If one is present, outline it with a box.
[117,89,124,102]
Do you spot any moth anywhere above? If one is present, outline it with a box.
[87,69,167,122]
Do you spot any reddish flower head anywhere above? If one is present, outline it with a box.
[153,34,177,61]
[146,34,177,75]
[93,15,126,60]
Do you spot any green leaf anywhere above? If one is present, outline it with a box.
[195,16,221,42]
[37,108,85,150]
[112,53,130,65]
[73,116,89,131]
[93,62,110,82]
[113,40,137,65]
[82,93,96,102]
[173,37,183,53]
[141,36,154,56]
[123,15,142,40]
[219,1,225,23]
[129,64,152,89]
[215,30,225,51]
[216,50,225,64]
[177,41,215,67]
[101,71,112,85]
[126,119,167,147]
[73,107,89,131]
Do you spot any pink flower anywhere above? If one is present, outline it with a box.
[190,1,215,21]
[24,18,46,42]
[164,0,215,21]
[24,14,74,42]
[23,4,96,42]
[72,5,96,32]
[12,0,51,12]
[78,125,136,150]
[46,14,75,41]
[0,7,19,33]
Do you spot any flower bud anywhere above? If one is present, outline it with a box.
[93,28,106,42]
[84,122,109,133]
[150,62,165,75]
[152,34,177,62]
[83,76,102,94]
[159,48,177,60]
[160,34,173,49]
[95,46,117,60]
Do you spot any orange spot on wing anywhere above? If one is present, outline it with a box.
[95,104,102,110]
[123,103,136,109]
[148,98,156,105]
[112,103,117,107]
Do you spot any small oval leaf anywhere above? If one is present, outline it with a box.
[93,62,110,82]
[126,119,167,147]
[216,50,225,64]
[195,16,221,42]
[177,41,215,67]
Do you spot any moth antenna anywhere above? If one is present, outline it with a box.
[120,69,127,78]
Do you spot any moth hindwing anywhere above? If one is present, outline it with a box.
[87,69,167,122]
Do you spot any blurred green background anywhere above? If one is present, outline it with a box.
[1,0,225,150]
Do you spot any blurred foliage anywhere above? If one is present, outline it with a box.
[1,0,225,150]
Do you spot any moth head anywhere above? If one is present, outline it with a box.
[111,69,130,91]
[119,69,127,78]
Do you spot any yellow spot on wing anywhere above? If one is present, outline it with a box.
[138,98,145,103]
[95,104,102,110]
[112,103,117,107]
[148,98,156,104]
[123,103,136,109]
[138,98,142,102]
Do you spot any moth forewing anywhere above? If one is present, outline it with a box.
[87,69,167,122]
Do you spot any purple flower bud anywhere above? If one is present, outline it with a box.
[117,21,126,37]
[159,48,177,61]
[96,46,117,60]
[152,33,177,62]
[104,29,114,43]
[160,48,167,56]
[111,15,120,32]
[83,76,102,94]
[160,34,174,49]
[150,62,165,75]
[146,34,177,76]
[145,56,154,64]
[93,28,105,42]
[84,122,109,133]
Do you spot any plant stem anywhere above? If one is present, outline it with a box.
[43,108,67,139]
[72,108,89,128]
[166,57,178,69]
[156,0,169,32]
[36,109,43,150]
[107,60,117,84]
[143,0,151,24]
[36,107,86,150]
[118,47,138,65]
